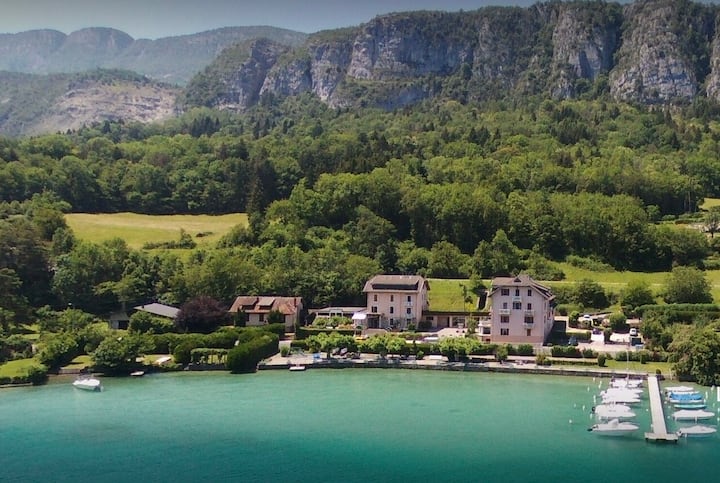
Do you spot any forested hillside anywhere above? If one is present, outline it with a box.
[1,92,718,313]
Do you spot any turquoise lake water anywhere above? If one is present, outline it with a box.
[2,369,719,482]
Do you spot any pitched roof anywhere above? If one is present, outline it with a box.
[133,303,180,319]
[489,274,554,300]
[363,275,428,292]
[229,295,303,315]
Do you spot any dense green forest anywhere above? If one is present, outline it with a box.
[3,89,720,382]
[1,93,719,324]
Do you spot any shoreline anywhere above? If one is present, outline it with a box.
[260,354,658,380]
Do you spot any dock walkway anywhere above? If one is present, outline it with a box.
[645,375,679,443]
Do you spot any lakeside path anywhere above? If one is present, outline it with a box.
[260,353,654,379]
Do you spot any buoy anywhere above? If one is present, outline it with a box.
[569,419,573,425]
[582,405,586,411]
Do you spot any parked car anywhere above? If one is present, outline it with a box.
[629,328,638,337]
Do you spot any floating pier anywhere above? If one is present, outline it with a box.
[645,375,679,444]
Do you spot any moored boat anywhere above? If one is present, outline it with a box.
[289,365,306,371]
[592,404,636,421]
[667,392,704,404]
[664,386,695,394]
[677,425,717,438]
[72,377,102,392]
[588,418,639,436]
[673,402,707,410]
[672,409,716,421]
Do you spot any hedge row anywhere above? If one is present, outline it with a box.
[550,346,597,358]
[295,327,356,340]
[637,304,720,323]
[227,333,279,373]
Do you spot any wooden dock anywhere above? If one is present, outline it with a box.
[645,375,679,443]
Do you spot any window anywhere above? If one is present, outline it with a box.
[406,307,412,315]
[524,316,534,324]
[515,288,520,296]
[259,313,265,322]
[500,315,509,324]
[390,295,394,302]
[407,295,412,302]
[512,302,522,310]
[501,288,509,296]
[527,289,532,296]
[371,306,378,313]
[500,328,509,336]
[502,302,508,309]
[526,329,532,337]
[527,303,532,310]
[373,294,377,302]
[390,306,394,314]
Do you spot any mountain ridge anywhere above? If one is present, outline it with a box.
[0,26,308,86]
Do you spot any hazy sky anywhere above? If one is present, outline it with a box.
[1,0,545,38]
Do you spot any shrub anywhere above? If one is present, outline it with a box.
[226,333,279,373]
[26,364,49,385]
[535,353,551,366]
[597,353,606,367]
[517,344,534,356]
[416,350,425,360]
[280,346,291,357]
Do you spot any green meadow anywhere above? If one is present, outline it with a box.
[65,212,247,249]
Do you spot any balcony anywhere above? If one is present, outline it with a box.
[498,309,511,316]
[524,310,535,317]
[523,322,534,330]
[512,296,522,303]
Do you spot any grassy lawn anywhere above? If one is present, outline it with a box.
[0,358,40,378]
[62,355,94,371]
[66,212,247,249]
[602,359,673,376]
[427,278,476,312]
[700,197,720,210]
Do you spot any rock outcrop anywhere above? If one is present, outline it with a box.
[187,0,720,112]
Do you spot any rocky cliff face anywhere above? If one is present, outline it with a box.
[191,0,720,112]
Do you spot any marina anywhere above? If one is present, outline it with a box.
[646,375,679,443]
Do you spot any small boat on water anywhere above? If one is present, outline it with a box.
[72,377,102,392]
[672,409,716,421]
[677,425,718,438]
[601,393,642,405]
[668,392,704,403]
[289,365,306,372]
[592,404,636,421]
[130,371,145,377]
[588,418,639,436]
[665,386,696,394]
[610,378,643,389]
[673,402,707,410]
[600,388,644,398]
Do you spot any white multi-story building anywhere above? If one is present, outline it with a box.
[362,275,430,330]
[489,275,555,345]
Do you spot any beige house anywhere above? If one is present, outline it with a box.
[362,275,429,330]
[228,296,303,332]
[488,275,555,345]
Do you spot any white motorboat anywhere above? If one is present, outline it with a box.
[665,385,695,393]
[672,409,716,421]
[677,425,717,438]
[600,387,644,397]
[601,393,642,405]
[592,404,636,421]
[289,365,306,371]
[72,377,102,392]
[610,378,643,389]
[130,370,145,377]
[588,418,639,436]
